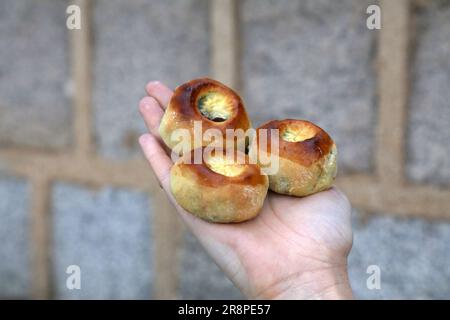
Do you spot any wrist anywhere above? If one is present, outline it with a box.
[255,263,353,300]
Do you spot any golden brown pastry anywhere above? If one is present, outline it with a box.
[250,119,337,197]
[159,78,251,154]
[170,148,268,223]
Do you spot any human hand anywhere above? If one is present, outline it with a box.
[138,81,354,300]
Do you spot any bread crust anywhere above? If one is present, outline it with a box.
[251,119,337,197]
[159,78,251,152]
[170,148,269,223]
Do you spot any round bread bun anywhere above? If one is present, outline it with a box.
[159,78,251,154]
[170,148,269,223]
[250,119,337,197]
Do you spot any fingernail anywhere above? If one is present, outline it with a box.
[139,98,151,111]
[139,134,150,146]
[147,81,160,90]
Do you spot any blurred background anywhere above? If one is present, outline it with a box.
[0,0,449,299]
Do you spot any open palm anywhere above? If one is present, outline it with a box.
[139,81,354,299]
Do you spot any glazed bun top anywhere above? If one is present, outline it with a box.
[256,119,335,167]
[174,148,267,188]
[169,78,251,131]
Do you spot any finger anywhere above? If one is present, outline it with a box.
[145,81,173,109]
[139,133,173,190]
[139,133,228,242]
[139,96,164,138]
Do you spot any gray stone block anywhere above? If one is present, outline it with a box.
[407,1,450,186]
[93,0,210,159]
[178,232,244,299]
[0,0,71,149]
[0,176,30,298]
[52,183,153,299]
[241,0,378,173]
[349,210,450,299]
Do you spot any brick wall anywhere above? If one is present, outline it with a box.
[0,0,449,299]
